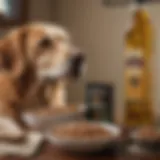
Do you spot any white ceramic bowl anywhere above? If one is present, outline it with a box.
[22,104,86,129]
[45,121,121,152]
[130,129,160,150]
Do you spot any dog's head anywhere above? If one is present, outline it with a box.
[0,23,85,82]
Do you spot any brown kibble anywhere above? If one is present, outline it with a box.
[52,121,112,140]
[137,126,160,140]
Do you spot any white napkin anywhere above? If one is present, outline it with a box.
[0,117,44,157]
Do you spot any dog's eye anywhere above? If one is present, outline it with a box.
[39,38,52,48]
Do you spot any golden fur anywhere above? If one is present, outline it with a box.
[0,23,84,129]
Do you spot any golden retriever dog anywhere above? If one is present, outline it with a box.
[0,23,84,130]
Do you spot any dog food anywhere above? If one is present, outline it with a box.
[136,126,160,140]
[53,121,112,140]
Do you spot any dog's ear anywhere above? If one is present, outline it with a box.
[0,40,13,70]
[0,28,28,78]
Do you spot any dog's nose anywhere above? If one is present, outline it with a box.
[70,52,85,78]
[71,52,84,66]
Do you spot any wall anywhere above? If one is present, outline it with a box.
[0,0,55,35]
[28,0,53,21]
[54,0,160,123]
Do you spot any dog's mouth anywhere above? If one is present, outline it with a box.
[37,63,68,82]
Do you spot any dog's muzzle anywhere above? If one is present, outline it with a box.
[38,52,85,82]
[69,52,85,79]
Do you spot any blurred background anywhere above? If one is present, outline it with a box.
[1,0,160,125]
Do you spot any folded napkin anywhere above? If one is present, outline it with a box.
[0,117,44,157]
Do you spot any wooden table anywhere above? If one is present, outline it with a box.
[1,142,160,160]
[0,128,160,160]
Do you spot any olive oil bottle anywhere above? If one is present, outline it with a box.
[124,9,154,127]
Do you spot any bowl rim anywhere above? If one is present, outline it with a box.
[130,127,160,143]
[23,104,86,118]
[45,121,121,144]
